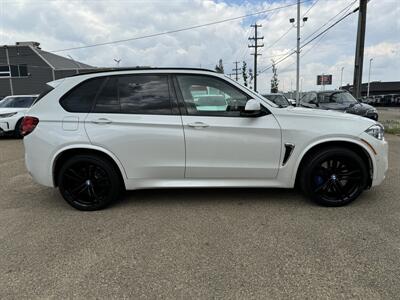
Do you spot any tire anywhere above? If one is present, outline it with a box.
[299,147,368,207]
[58,155,121,211]
[13,119,23,138]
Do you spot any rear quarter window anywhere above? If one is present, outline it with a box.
[60,78,105,113]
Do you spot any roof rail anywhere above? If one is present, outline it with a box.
[72,67,217,76]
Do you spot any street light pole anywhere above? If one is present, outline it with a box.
[300,77,303,93]
[289,0,307,106]
[296,0,300,106]
[367,58,373,98]
[340,67,344,89]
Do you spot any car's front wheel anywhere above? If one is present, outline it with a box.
[13,118,23,138]
[58,155,121,211]
[300,147,368,206]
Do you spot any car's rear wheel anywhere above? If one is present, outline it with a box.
[58,155,121,211]
[300,147,368,206]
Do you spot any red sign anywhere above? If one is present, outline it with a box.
[317,75,332,85]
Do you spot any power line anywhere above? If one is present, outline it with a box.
[257,0,358,75]
[302,0,357,44]
[274,1,355,75]
[302,0,321,17]
[49,1,310,53]
[258,0,319,58]
[260,27,293,54]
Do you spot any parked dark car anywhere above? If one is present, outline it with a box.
[262,93,291,107]
[300,90,378,120]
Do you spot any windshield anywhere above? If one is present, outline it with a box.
[263,94,290,107]
[224,75,279,108]
[0,96,36,108]
[318,92,358,104]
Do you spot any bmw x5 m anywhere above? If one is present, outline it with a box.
[22,68,388,210]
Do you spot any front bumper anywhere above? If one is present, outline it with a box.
[359,132,388,187]
[0,116,19,134]
[365,111,378,121]
[0,121,10,131]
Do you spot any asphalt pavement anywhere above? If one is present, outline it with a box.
[0,134,399,299]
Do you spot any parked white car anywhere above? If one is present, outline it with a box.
[22,68,388,210]
[287,98,297,106]
[0,95,38,137]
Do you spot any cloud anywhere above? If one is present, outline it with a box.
[0,0,399,92]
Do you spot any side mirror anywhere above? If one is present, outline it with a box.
[244,99,261,112]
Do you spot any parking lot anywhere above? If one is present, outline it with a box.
[1,129,399,298]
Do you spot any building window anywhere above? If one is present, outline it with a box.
[0,65,28,77]
[0,66,10,77]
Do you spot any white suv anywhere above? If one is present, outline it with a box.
[0,95,38,137]
[22,68,388,210]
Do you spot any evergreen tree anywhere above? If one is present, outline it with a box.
[270,60,279,93]
[215,59,224,73]
[242,61,248,87]
[248,68,254,90]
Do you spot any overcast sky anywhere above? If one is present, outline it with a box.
[1,0,399,93]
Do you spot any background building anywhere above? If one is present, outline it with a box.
[342,81,400,106]
[0,41,95,98]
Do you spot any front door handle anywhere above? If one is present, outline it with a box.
[187,122,209,128]
[91,118,112,125]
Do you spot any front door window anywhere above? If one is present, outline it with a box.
[176,75,251,117]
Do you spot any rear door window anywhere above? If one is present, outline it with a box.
[119,75,172,115]
[93,77,120,113]
[93,74,172,115]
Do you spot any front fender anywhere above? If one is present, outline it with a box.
[289,136,376,186]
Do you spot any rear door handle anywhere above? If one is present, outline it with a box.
[187,122,209,128]
[91,118,112,125]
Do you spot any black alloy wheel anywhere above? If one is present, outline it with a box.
[58,155,121,211]
[300,147,368,206]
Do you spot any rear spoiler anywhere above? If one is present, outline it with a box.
[47,78,66,88]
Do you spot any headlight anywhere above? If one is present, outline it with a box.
[365,108,377,115]
[0,112,17,118]
[365,124,384,140]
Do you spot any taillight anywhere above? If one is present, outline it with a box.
[20,116,39,137]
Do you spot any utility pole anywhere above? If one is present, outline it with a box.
[296,0,300,105]
[352,0,368,99]
[232,61,240,81]
[248,24,264,92]
[367,58,373,98]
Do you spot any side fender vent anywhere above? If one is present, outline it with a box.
[282,143,295,166]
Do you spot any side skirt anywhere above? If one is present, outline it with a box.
[124,178,292,190]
